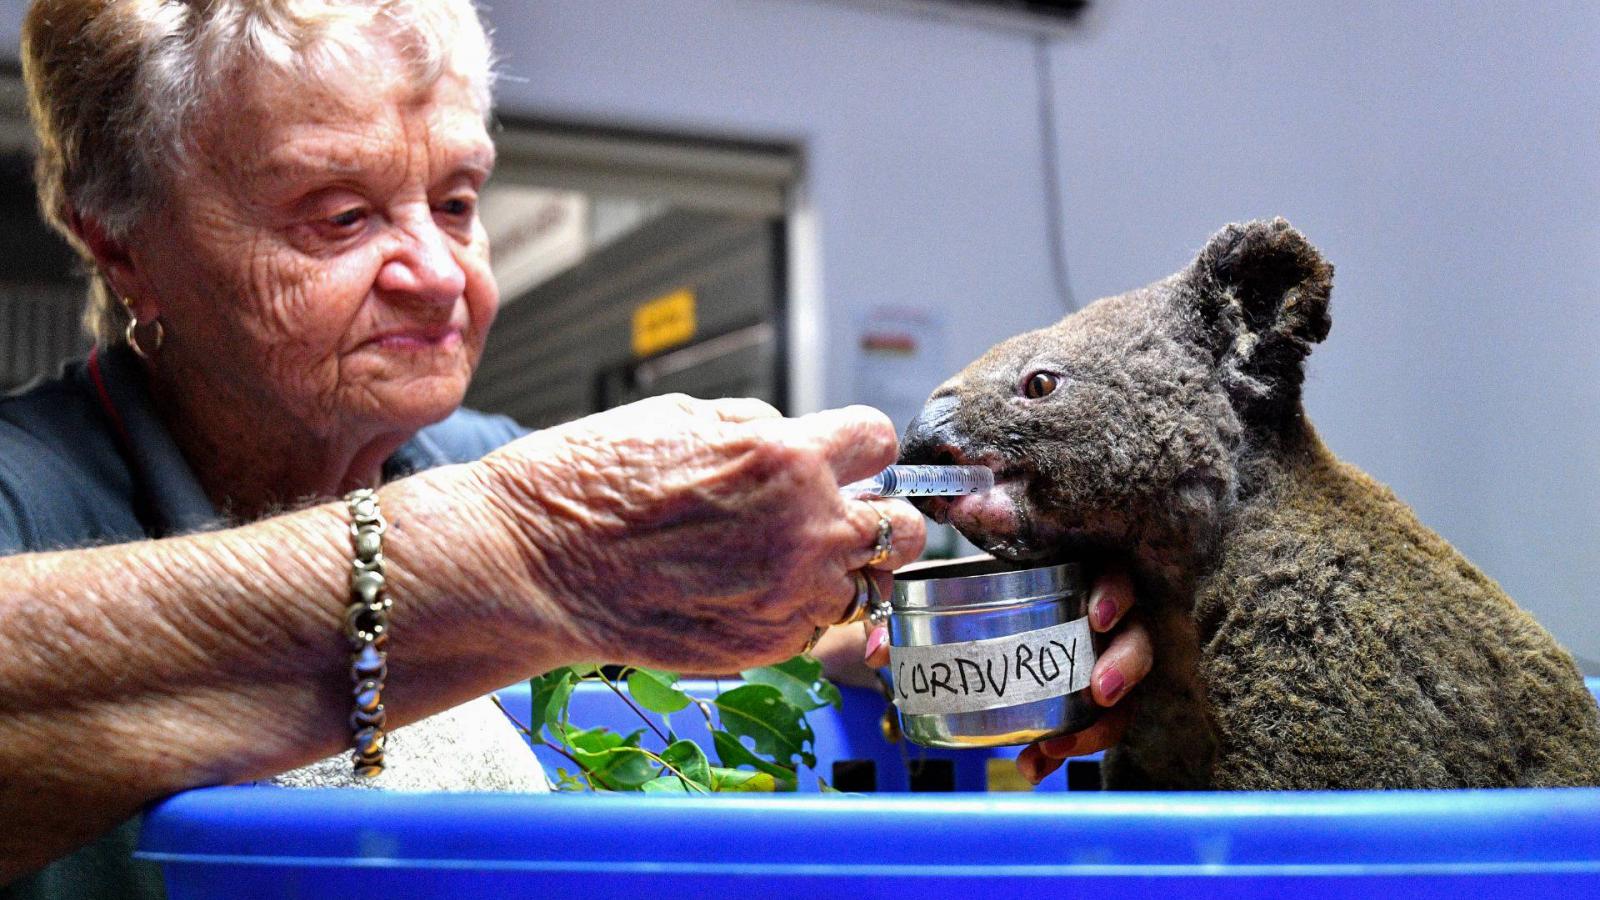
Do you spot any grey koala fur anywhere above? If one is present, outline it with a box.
[901,218,1600,789]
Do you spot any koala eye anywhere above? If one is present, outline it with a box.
[1022,371,1060,400]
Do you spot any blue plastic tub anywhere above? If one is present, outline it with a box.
[135,678,1600,899]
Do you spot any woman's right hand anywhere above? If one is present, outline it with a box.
[474,395,927,673]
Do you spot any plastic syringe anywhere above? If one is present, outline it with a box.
[840,464,994,498]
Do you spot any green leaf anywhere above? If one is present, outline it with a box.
[640,776,692,794]
[529,668,578,730]
[581,749,658,790]
[711,729,798,792]
[741,655,842,711]
[539,660,840,793]
[553,767,588,792]
[627,667,692,714]
[714,684,816,769]
[659,739,712,790]
[709,766,778,792]
[561,725,629,754]
[563,727,658,790]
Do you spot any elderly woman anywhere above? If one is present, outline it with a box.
[1,0,1150,893]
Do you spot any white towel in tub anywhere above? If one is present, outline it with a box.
[267,694,549,792]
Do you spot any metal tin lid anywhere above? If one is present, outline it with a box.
[892,554,1084,612]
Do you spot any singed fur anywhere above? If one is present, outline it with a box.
[902,219,1600,789]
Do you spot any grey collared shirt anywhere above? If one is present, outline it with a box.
[0,344,526,552]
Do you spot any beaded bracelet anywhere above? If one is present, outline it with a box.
[344,488,391,777]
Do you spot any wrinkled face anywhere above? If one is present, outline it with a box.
[128,38,497,440]
[903,281,1242,563]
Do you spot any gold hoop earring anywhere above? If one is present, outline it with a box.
[122,298,164,360]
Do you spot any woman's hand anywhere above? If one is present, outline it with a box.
[476,395,926,674]
[1014,569,1150,784]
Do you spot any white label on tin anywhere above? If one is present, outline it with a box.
[889,617,1095,716]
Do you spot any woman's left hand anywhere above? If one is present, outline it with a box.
[1013,569,1150,784]
[824,567,1152,783]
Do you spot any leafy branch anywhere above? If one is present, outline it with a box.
[513,655,843,793]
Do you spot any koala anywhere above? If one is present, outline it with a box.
[901,219,1600,789]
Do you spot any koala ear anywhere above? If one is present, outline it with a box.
[1184,218,1333,416]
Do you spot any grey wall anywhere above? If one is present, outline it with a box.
[3,0,1593,666]
[0,7,20,48]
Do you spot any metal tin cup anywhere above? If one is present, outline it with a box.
[888,555,1099,749]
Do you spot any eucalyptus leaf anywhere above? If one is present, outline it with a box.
[741,655,843,711]
[529,668,578,730]
[588,755,658,791]
[565,727,657,790]
[561,725,630,754]
[640,776,692,794]
[627,667,692,714]
[714,683,816,768]
[711,729,798,792]
[659,739,712,790]
[709,766,778,792]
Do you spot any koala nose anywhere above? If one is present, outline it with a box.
[899,395,970,466]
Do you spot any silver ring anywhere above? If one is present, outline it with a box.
[836,571,874,626]
[866,508,893,568]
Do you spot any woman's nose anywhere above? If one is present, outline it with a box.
[375,219,467,306]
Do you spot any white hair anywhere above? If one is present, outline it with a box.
[22,0,496,344]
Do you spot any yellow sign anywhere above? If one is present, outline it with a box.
[632,288,697,358]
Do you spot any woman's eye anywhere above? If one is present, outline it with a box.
[327,208,366,230]
[437,197,475,218]
[1022,371,1059,399]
